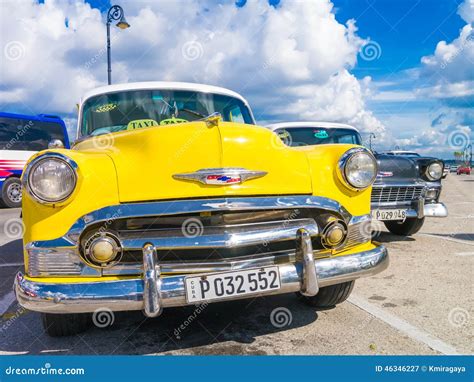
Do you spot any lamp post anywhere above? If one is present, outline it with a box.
[106,5,130,85]
[368,133,376,151]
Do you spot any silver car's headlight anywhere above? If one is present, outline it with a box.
[26,155,77,204]
[426,162,443,181]
[338,148,377,190]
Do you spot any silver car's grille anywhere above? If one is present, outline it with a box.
[371,186,424,204]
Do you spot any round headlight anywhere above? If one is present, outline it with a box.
[27,156,77,203]
[426,162,443,181]
[339,148,377,190]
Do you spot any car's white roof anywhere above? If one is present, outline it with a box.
[80,81,250,105]
[266,121,359,131]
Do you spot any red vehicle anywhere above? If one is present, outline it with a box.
[457,165,471,175]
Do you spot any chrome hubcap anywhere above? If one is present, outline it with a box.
[7,183,22,203]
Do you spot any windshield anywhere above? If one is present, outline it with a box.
[0,117,67,151]
[81,89,254,136]
[274,127,362,147]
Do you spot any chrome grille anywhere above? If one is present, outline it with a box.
[371,186,424,204]
[28,250,83,276]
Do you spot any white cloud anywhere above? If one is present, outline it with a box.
[420,23,474,100]
[0,0,384,136]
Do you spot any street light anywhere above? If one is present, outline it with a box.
[106,5,130,85]
[368,133,376,151]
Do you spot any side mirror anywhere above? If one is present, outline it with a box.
[48,139,65,149]
[204,112,222,127]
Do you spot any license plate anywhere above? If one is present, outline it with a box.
[371,209,407,221]
[184,266,281,303]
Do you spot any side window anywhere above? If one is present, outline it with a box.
[338,134,356,144]
[0,118,24,150]
[228,106,245,123]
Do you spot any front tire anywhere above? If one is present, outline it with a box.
[384,217,425,236]
[299,281,355,308]
[1,177,22,208]
[41,313,91,337]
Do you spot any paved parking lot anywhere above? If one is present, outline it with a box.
[0,175,472,355]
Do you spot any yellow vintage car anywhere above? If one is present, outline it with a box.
[14,82,388,336]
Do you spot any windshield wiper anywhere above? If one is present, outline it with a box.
[178,108,207,118]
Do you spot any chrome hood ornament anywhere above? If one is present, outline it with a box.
[173,168,267,185]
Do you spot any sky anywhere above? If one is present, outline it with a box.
[0,0,472,159]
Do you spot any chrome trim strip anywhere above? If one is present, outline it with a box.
[33,196,351,248]
[120,219,319,250]
[14,245,388,314]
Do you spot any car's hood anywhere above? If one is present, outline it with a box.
[374,154,418,184]
[74,121,313,202]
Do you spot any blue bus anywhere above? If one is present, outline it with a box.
[0,112,70,208]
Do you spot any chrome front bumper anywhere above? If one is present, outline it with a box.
[14,235,388,316]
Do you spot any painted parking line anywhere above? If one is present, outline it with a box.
[0,291,16,316]
[454,252,474,257]
[348,295,459,355]
[0,262,23,268]
[418,233,474,246]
